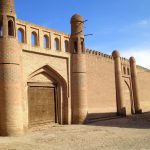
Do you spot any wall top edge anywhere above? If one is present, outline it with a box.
[16,19,70,37]
[86,49,130,63]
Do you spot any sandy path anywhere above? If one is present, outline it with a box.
[0,113,149,150]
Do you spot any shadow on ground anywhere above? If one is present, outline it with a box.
[86,112,150,129]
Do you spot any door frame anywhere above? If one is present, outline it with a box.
[28,82,59,127]
[27,65,69,125]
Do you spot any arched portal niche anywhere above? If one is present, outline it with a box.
[122,79,134,115]
[27,65,68,127]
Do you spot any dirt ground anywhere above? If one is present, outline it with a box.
[0,112,150,150]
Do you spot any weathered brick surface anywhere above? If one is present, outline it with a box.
[86,53,116,113]
[0,0,150,137]
[137,67,150,112]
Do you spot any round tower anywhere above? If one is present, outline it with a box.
[0,0,24,136]
[129,57,142,114]
[70,14,88,123]
[112,50,126,116]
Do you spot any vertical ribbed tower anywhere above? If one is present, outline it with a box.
[129,57,142,114]
[0,0,24,136]
[112,50,126,116]
[70,14,88,124]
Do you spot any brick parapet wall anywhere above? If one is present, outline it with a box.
[16,19,70,53]
[17,19,70,37]
[86,49,130,64]
[86,49,113,60]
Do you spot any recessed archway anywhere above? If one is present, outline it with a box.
[54,38,60,50]
[27,65,68,127]
[64,40,69,52]
[8,20,15,36]
[18,28,25,43]
[123,80,134,115]
[31,31,38,46]
[43,35,49,49]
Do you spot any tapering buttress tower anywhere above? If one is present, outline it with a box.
[112,50,126,116]
[0,0,24,136]
[129,57,142,114]
[70,14,88,123]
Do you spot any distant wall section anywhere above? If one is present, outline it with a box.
[137,66,150,112]
[86,50,116,114]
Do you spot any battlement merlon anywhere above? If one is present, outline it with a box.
[86,49,113,60]
[86,49,131,64]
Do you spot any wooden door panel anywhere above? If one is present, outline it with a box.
[28,86,55,126]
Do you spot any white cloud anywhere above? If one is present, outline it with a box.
[121,48,150,69]
[118,19,150,33]
[138,20,149,26]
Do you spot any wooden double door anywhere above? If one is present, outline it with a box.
[28,86,57,126]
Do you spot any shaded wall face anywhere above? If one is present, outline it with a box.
[86,54,116,114]
[137,67,150,112]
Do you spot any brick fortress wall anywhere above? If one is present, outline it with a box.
[86,49,150,116]
[86,49,116,115]
[137,66,150,112]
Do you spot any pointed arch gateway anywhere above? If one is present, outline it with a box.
[122,79,135,115]
[27,65,68,127]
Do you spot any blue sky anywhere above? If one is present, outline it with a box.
[15,0,150,68]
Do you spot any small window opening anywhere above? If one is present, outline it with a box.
[64,40,69,52]
[54,38,60,50]
[74,41,78,53]
[127,68,130,75]
[123,66,126,74]
[43,35,49,49]
[81,41,84,52]
[31,31,38,46]
[18,28,25,43]
[8,20,14,36]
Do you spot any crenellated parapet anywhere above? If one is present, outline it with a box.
[86,49,113,60]
[86,49,132,76]
[120,57,129,63]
